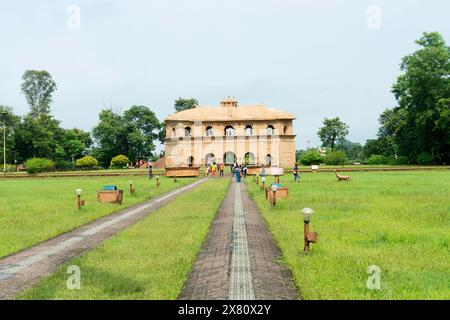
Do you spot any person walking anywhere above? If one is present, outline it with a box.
[243,165,248,178]
[219,162,225,177]
[148,162,153,179]
[235,164,242,183]
[293,164,300,182]
[260,164,267,178]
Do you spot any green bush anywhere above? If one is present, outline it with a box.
[299,149,324,166]
[390,156,410,165]
[2,164,17,172]
[324,150,347,165]
[75,156,98,170]
[110,154,130,169]
[416,153,434,165]
[367,154,392,165]
[55,160,75,171]
[24,158,55,174]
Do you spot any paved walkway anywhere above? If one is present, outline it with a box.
[179,179,298,300]
[0,178,207,300]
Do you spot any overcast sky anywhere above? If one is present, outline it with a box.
[0,0,449,150]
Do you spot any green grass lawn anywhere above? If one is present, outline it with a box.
[19,178,230,300]
[0,176,196,258]
[246,171,450,299]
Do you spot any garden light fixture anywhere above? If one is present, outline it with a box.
[156,175,160,187]
[128,180,135,194]
[301,208,318,253]
[75,189,85,209]
[271,184,278,207]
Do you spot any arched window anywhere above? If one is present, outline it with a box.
[283,125,288,135]
[205,153,215,166]
[245,125,253,136]
[206,126,214,137]
[223,152,236,165]
[264,154,272,166]
[267,125,275,136]
[187,156,194,167]
[172,128,176,138]
[244,152,256,165]
[225,126,234,136]
[185,127,192,137]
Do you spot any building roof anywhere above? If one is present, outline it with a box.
[165,104,296,122]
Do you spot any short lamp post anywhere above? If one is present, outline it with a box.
[76,189,85,210]
[156,175,160,187]
[256,174,259,185]
[271,184,278,207]
[173,175,177,183]
[128,180,135,194]
[301,208,318,253]
[261,176,266,190]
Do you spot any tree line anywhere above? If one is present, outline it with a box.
[0,68,200,172]
[1,32,448,171]
[298,32,449,166]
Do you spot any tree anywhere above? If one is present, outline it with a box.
[324,150,347,165]
[299,149,324,165]
[363,138,396,159]
[335,139,363,161]
[0,105,21,164]
[21,70,57,118]
[92,109,127,167]
[379,32,450,164]
[92,106,162,167]
[317,117,349,151]
[123,105,161,161]
[14,115,64,161]
[174,98,198,113]
[61,128,92,162]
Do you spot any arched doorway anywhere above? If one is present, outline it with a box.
[244,152,256,165]
[264,154,272,166]
[187,156,194,167]
[223,152,236,165]
[205,153,215,166]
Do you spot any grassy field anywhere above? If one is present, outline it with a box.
[247,171,450,299]
[0,176,196,258]
[19,178,230,300]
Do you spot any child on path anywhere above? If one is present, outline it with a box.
[293,164,300,182]
[212,163,217,177]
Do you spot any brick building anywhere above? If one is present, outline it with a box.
[164,97,296,169]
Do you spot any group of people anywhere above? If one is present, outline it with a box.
[231,162,250,183]
[205,162,225,177]
[206,162,302,183]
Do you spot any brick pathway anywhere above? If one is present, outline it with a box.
[179,179,299,300]
[0,178,207,300]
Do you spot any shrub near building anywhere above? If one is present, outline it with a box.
[75,156,98,170]
[110,155,130,169]
[324,150,347,165]
[24,158,55,174]
[299,149,324,166]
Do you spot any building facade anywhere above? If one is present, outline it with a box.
[164,98,296,168]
